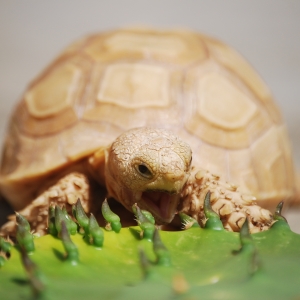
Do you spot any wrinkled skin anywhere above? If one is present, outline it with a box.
[105,128,192,224]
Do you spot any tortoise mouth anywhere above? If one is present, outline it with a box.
[139,190,181,224]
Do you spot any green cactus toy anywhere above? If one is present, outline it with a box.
[1,198,300,300]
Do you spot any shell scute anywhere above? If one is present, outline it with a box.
[84,28,208,65]
[97,63,170,108]
[25,63,80,119]
[205,37,282,123]
[183,60,273,149]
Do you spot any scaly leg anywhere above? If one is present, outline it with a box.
[1,172,91,237]
[180,168,274,233]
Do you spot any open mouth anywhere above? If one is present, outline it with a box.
[139,190,181,224]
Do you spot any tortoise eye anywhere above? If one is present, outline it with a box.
[188,157,192,169]
[136,164,153,179]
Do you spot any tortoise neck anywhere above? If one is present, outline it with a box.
[86,148,107,185]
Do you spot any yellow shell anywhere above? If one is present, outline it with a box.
[0,28,296,210]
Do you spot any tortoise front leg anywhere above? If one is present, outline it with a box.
[1,173,91,237]
[180,168,274,233]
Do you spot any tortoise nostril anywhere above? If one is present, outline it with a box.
[165,171,185,182]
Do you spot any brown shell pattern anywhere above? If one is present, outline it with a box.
[0,27,296,209]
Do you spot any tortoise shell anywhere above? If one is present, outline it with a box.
[0,27,296,210]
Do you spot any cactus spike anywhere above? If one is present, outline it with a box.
[179,212,200,229]
[20,248,45,297]
[16,213,31,231]
[203,191,224,231]
[232,218,253,253]
[87,214,104,248]
[74,199,89,232]
[16,215,35,254]
[62,206,78,235]
[0,236,12,253]
[153,228,171,267]
[274,201,287,222]
[55,206,77,236]
[61,221,79,265]
[132,203,150,224]
[234,218,260,276]
[55,206,65,235]
[140,210,155,225]
[72,204,76,218]
[271,201,290,230]
[48,206,58,236]
[239,218,252,243]
[101,199,122,233]
[0,255,5,267]
[132,204,154,224]
[138,247,152,278]
[132,204,155,241]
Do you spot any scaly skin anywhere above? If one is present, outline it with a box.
[180,168,273,233]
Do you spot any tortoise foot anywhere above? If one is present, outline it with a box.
[0,173,91,237]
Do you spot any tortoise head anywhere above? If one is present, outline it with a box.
[105,128,192,224]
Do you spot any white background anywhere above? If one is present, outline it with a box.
[0,1,299,230]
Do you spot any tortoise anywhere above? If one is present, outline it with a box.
[0,27,297,235]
